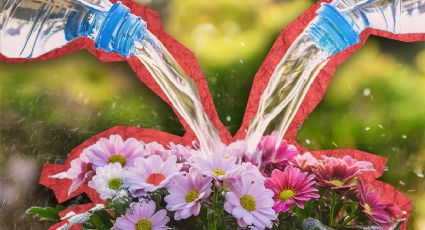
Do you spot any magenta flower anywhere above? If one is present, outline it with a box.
[125,155,182,196]
[66,151,95,195]
[86,135,146,169]
[312,156,367,191]
[291,152,318,171]
[224,176,276,229]
[114,201,169,230]
[265,166,319,212]
[248,132,298,171]
[164,168,212,220]
[358,181,405,229]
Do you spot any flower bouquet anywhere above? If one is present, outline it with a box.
[6,0,420,229]
[28,133,405,230]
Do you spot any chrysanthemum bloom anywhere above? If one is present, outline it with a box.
[265,166,319,212]
[88,163,125,199]
[224,176,276,229]
[164,168,212,220]
[291,152,318,171]
[86,135,146,169]
[312,156,367,191]
[66,151,95,195]
[125,155,182,196]
[248,132,298,171]
[358,181,405,229]
[191,151,238,181]
[114,201,169,230]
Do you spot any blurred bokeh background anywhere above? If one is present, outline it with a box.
[1,0,424,229]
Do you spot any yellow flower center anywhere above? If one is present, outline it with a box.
[279,189,296,201]
[135,219,152,230]
[185,189,199,203]
[108,154,127,166]
[240,194,256,212]
[146,173,166,186]
[212,168,225,176]
[329,179,344,187]
[364,203,372,215]
[107,178,123,190]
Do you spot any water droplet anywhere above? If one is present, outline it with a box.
[226,116,231,122]
[305,139,311,144]
[363,88,371,97]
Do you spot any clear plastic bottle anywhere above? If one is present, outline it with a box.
[245,0,425,154]
[0,1,221,154]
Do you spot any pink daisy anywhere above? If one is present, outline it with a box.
[312,157,363,191]
[358,181,405,229]
[125,155,182,196]
[86,135,146,168]
[66,151,95,195]
[164,168,212,220]
[114,201,169,230]
[290,152,318,171]
[265,166,319,212]
[248,132,298,171]
[224,176,276,229]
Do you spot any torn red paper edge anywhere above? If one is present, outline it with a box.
[1,0,424,229]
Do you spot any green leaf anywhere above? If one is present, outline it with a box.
[89,210,113,230]
[107,188,132,216]
[26,206,61,222]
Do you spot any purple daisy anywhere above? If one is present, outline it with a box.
[66,150,94,195]
[145,142,170,160]
[164,168,212,220]
[265,166,319,212]
[191,151,238,181]
[224,176,276,229]
[358,181,405,230]
[114,201,169,230]
[125,155,182,196]
[86,135,146,169]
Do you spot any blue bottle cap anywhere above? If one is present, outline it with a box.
[96,2,147,57]
[308,3,361,55]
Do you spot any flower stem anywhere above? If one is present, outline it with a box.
[329,192,337,227]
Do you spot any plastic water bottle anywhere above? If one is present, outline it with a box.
[245,0,425,154]
[0,0,147,58]
[0,0,222,154]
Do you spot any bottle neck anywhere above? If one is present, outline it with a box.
[306,3,362,55]
[65,2,147,57]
